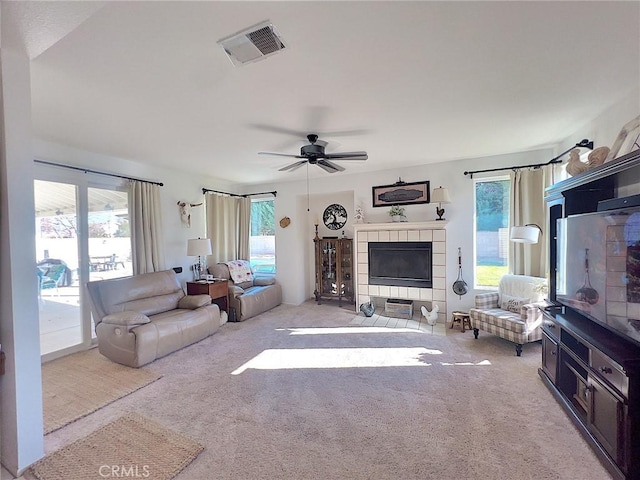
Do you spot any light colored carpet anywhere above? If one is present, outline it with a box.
[43,301,614,480]
[29,413,203,480]
[42,348,161,434]
[350,310,447,334]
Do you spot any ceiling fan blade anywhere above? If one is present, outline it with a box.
[323,152,368,160]
[259,152,303,158]
[317,159,345,173]
[250,124,308,137]
[279,160,307,172]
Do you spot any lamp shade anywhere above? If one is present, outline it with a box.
[187,238,212,256]
[510,225,541,244]
[431,186,451,204]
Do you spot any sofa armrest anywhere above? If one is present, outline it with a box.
[102,311,150,327]
[254,275,276,286]
[178,294,211,310]
[521,301,547,325]
[475,292,499,309]
[229,285,245,298]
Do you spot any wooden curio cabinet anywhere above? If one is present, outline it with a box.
[314,237,354,306]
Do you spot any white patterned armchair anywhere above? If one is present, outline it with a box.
[469,274,548,356]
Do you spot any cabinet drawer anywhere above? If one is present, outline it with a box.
[590,349,628,397]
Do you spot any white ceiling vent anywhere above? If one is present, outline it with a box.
[218,21,286,67]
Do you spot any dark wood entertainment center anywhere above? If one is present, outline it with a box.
[542,149,640,480]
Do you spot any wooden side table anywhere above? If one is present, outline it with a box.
[186,280,229,312]
[451,311,471,332]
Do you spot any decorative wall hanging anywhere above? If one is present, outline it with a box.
[177,200,203,228]
[279,216,291,228]
[372,179,430,207]
[323,204,347,230]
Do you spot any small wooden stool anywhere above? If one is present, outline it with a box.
[451,311,471,332]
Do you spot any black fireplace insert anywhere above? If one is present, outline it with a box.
[368,241,432,288]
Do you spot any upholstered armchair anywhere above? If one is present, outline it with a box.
[469,274,548,356]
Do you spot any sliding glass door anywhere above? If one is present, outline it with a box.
[34,173,130,360]
[35,180,82,356]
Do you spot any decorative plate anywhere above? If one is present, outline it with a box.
[323,204,347,230]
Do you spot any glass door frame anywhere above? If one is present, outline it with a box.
[35,163,128,362]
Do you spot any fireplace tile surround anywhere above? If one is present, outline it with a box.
[353,221,447,323]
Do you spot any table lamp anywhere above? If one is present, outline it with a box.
[187,238,212,280]
[431,186,451,221]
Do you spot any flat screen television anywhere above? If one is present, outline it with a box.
[556,205,640,346]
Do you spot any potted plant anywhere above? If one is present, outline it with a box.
[389,205,406,222]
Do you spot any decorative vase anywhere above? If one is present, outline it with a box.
[359,302,375,317]
[391,215,405,222]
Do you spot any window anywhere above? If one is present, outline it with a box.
[474,177,511,288]
[250,199,276,273]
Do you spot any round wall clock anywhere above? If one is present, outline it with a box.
[323,204,347,230]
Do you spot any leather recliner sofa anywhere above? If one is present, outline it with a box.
[87,270,227,367]
[209,262,282,322]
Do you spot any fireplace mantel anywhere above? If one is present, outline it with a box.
[353,220,448,232]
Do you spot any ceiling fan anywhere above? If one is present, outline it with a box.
[259,134,368,173]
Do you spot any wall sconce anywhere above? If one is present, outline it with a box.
[510,224,542,244]
[187,237,212,280]
[431,186,451,221]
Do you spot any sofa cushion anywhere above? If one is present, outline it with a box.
[87,270,186,319]
[118,291,185,317]
[500,294,530,313]
[471,308,525,333]
[102,311,150,326]
[225,260,254,284]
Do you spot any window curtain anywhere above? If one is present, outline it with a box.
[129,180,166,274]
[509,166,554,277]
[205,193,251,263]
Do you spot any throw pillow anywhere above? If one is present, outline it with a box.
[225,260,254,284]
[500,294,530,313]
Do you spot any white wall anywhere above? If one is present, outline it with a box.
[0,48,44,476]
[557,86,640,157]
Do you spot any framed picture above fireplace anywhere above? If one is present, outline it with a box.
[372,180,430,207]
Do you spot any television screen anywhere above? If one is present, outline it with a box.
[557,206,640,346]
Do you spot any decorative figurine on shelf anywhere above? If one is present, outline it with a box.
[566,149,590,177]
[389,205,407,222]
[587,146,610,169]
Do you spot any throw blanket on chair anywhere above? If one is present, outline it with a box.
[225,260,254,284]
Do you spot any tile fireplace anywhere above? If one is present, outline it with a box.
[354,221,447,323]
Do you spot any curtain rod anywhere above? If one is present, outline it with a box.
[463,139,594,178]
[202,187,277,198]
[34,159,164,186]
